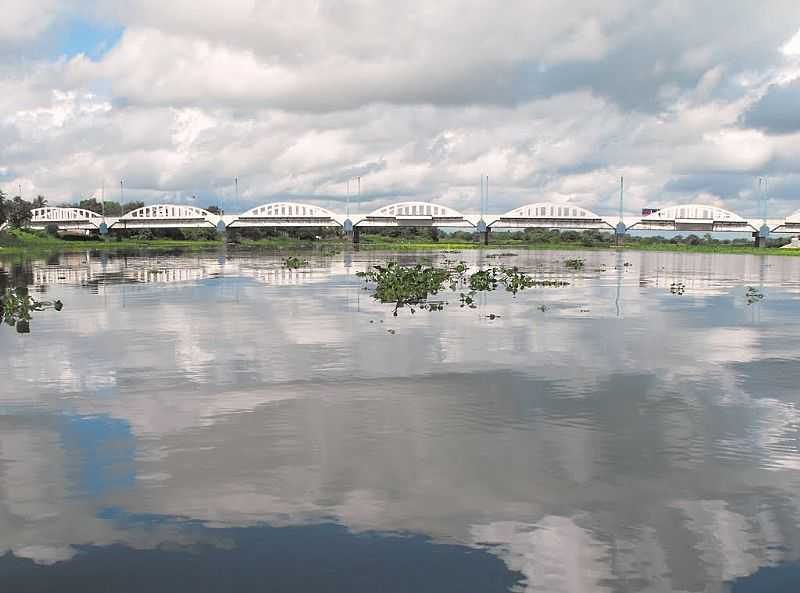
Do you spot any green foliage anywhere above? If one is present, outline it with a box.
[564,258,585,270]
[59,198,145,216]
[357,263,452,315]
[468,269,499,292]
[179,228,218,241]
[0,287,63,334]
[564,258,584,269]
[131,229,154,241]
[283,256,308,269]
[670,282,686,295]
[358,261,568,315]
[745,286,764,304]
[6,196,33,228]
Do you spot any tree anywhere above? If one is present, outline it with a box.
[32,195,47,209]
[7,196,33,228]
[206,205,222,215]
[122,201,145,214]
[0,189,6,225]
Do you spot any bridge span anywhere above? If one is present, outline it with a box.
[24,201,800,245]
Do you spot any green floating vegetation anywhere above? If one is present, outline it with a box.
[564,258,585,270]
[357,261,568,315]
[1,287,63,334]
[745,286,764,304]
[283,256,309,269]
[670,282,686,295]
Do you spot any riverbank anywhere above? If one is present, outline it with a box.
[2,228,800,257]
[0,229,222,254]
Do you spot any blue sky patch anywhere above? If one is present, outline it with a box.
[55,18,123,60]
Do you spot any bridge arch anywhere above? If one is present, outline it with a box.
[230,201,341,228]
[502,202,603,220]
[641,204,745,222]
[31,207,103,222]
[785,208,800,224]
[489,202,612,230]
[239,202,337,219]
[120,204,214,220]
[367,201,463,218]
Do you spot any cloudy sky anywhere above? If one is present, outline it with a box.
[3,1,800,217]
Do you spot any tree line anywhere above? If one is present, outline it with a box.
[0,191,47,228]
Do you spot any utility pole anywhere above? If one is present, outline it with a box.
[345,179,350,217]
[615,176,626,246]
[99,180,109,235]
[756,177,770,248]
[480,176,484,218]
[481,175,490,245]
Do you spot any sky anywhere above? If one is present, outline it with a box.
[2,1,800,217]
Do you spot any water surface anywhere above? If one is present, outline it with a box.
[1,248,800,592]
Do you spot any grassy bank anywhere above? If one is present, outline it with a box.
[2,228,800,257]
[355,236,800,256]
[0,229,222,254]
[617,242,800,256]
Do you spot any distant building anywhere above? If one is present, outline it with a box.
[642,208,660,216]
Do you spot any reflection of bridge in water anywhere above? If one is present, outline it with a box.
[18,250,800,300]
[28,200,800,246]
[27,255,339,288]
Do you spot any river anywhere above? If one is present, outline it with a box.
[1,248,799,592]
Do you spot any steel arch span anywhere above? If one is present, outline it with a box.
[490,202,613,230]
[627,203,755,232]
[120,204,215,220]
[30,207,104,230]
[230,202,341,227]
[359,201,475,228]
[786,209,800,224]
[112,204,218,229]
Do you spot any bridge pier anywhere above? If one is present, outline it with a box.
[614,222,626,247]
[347,228,360,244]
[483,228,490,245]
[753,232,767,248]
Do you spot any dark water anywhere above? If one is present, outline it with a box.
[1,248,800,593]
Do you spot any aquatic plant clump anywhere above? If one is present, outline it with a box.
[358,261,569,315]
[0,287,63,334]
[283,256,308,269]
[357,263,452,315]
[564,258,585,270]
[745,286,764,305]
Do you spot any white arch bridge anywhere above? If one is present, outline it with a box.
[26,201,800,244]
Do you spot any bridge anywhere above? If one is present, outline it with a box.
[24,201,800,246]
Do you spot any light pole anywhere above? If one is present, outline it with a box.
[615,176,626,246]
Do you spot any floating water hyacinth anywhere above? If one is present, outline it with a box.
[0,287,63,334]
[745,286,764,305]
[357,262,568,316]
[283,256,308,269]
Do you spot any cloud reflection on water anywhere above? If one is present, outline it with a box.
[1,249,800,592]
